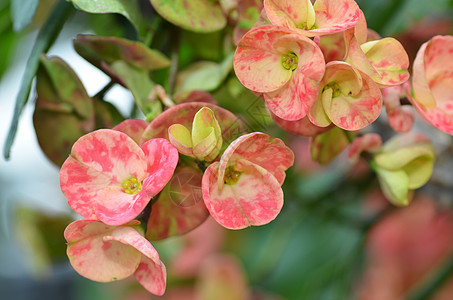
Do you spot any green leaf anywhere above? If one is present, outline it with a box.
[69,0,143,34]
[33,55,94,166]
[3,0,72,160]
[11,0,40,32]
[176,53,234,93]
[150,0,226,33]
[73,35,171,71]
[310,127,350,165]
[109,60,159,117]
[93,100,124,129]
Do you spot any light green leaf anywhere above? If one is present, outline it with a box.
[176,53,234,93]
[150,0,226,33]
[69,0,143,33]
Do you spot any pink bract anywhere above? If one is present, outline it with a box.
[65,219,166,295]
[202,132,294,229]
[309,61,382,131]
[113,119,148,144]
[60,129,178,226]
[382,85,414,133]
[264,0,361,37]
[348,133,382,163]
[234,25,325,120]
[271,110,331,137]
[346,35,410,87]
[408,35,453,136]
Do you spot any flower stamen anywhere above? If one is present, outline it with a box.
[122,177,142,195]
[281,52,298,71]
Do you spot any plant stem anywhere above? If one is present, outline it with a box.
[93,81,115,100]
[168,26,180,95]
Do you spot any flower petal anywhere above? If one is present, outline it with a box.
[271,111,331,137]
[348,133,382,163]
[168,124,194,156]
[264,0,314,30]
[65,220,141,282]
[263,33,325,120]
[93,138,178,226]
[311,0,361,36]
[113,119,148,145]
[141,138,179,197]
[410,36,453,134]
[382,85,414,133]
[375,167,410,207]
[141,103,242,148]
[102,226,167,296]
[322,65,382,131]
[218,132,294,189]
[234,25,293,93]
[202,160,283,230]
[60,130,147,220]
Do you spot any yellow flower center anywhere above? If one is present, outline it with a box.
[324,81,342,97]
[122,177,142,195]
[224,165,242,185]
[281,52,298,71]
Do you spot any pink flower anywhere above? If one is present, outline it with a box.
[202,132,294,229]
[234,25,325,120]
[264,0,361,37]
[60,129,179,226]
[65,219,166,295]
[407,35,453,135]
[308,61,382,131]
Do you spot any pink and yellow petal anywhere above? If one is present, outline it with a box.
[265,69,322,120]
[141,102,241,146]
[234,25,293,93]
[69,129,147,183]
[113,119,148,145]
[102,226,167,295]
[311,0,361,36]
[218,132,294,188]
[135,256,167,296]
[202,160,283,230]
[271,112,331,137]
[348,133,382,163]
[308,90,332,127]
[60,130,148,219]
[168,124,194,156]
[65,220,141,282]
[264,0,314,30]
[382,85,414,133]
[323,69,382,131]
[361,38,410,86]
[141,138,179,197]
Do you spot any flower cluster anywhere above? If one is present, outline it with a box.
[60,102,294,293]
[233,0,409,131]
[61,128,179,295]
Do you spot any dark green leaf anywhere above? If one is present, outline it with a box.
[33,56,94,166]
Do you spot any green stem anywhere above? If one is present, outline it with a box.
[167,26,180,95]
[93,80,115,100]
[3,0,72,160]
[407,252,453,300]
